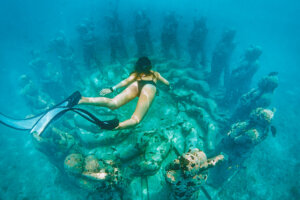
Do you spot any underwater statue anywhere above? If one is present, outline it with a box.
[161,12,180,59]
[134,10,153,57]
[165,148,224,200]
[105,11,128,64]
[28,50,64,100]
[48,31,78,85]
[77,19,101,68]
[209,29,236,88]
[206,73,278,191]
[232,72,278,121]
[48,31,74,63]
[224,45,263,106]
[166,62,222,152]
[187,17,208,68]
[18,74,54,112]
[208,107,275,189]
[30,125,128,199]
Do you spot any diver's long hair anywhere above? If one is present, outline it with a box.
[133,57,155,77]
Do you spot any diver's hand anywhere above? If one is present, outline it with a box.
[100,88,112,96]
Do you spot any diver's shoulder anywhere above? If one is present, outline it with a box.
[151,70,160,76]
[130,72,138,76]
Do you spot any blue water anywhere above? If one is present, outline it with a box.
[0,0,299,199]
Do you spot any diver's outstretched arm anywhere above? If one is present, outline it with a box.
[113,73,137,90]
[156,72,170,86]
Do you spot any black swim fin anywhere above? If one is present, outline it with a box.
[0,91,82,135]
[101,118,119,130]
[70,108,119,130]
[0,91,119,135]
[65,91,82,108]
[0,113,42,131]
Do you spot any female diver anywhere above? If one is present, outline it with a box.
[79,57,170,130]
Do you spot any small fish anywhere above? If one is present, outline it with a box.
[271,125,277,137]
[269,72,279,76]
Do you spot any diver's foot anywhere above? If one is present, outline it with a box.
[78,97,85,104]
[78,96,90,105]
[101,118,119,130]
[67,91,82,107]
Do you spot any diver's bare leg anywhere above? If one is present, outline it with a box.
[79,82,138,110]
[116,86,156,129]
